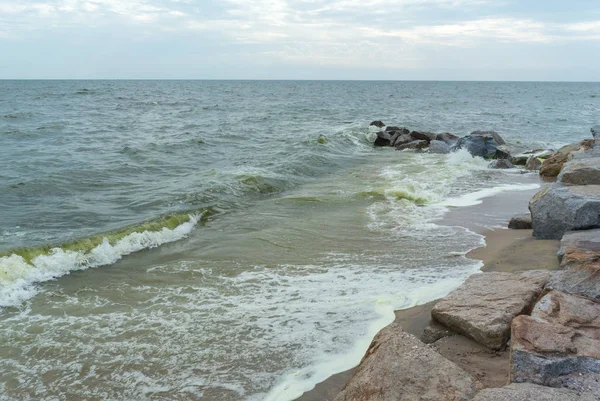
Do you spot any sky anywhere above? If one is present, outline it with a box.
[0,0,599,80]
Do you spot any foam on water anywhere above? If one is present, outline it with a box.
[0,215,200,308]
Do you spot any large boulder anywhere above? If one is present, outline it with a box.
[334,323,480,401]
[510,291,600,386]
[374,131,392,146]
[431,271,551,350]
[370,120,385,128]
[529,183,600,239]
[452,131,507,159]
[557,157,600,185]
[508,214,532,229]
[547,229,600,301]
[429,140,451,154]
[471,383,596,401]
[396,140,428,151]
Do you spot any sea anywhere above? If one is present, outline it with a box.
[0,80,598,400]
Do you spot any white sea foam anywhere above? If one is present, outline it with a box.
[0,215,199,308]
[438,184,541,207]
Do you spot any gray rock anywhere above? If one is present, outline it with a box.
[420,322,456,344]
[495,145,512,160]
[384,126,403,132]
[545,373,600,396]
[391,133,412,147]
[510,291,600,386]
[396,140,428,151]
[546,270,600,302]
[558,157,600,185]
[370,120,385,128]
[334,323,480,401]
[374,131,392,146]
[525,155,543,171]
[557,229,600,264]
[530,183,600,239]
[436,132,460,145]
[431,271,551,350]
[472,383,596,401]
[592,125,600,140]
[410,130,437,143]
[488,159,514,169]
[429,140,451,154]
[508,214,532,229]
[452,131,507,159]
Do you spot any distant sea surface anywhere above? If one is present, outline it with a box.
[0,81,598,400]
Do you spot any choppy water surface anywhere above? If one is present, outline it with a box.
[0,81,598,400]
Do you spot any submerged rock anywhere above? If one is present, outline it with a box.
[558,157,600,185]
[431,271,551,350]
[508,214,532,229]
[510,291,600,386]
[334,323,480,401]
[529,184,600,239]
[396,140,428,151]
[370,120,385,128]
[429,140,451,154]
[488,159,514,169]
[452,131,507,159]
[472,382,596,401]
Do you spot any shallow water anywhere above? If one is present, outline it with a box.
[0,81,598,400]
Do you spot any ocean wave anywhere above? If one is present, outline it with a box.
[0,212,208,308]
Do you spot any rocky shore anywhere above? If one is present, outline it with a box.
[299,124,600,400]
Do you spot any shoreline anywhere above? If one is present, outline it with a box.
[297,179,559,401]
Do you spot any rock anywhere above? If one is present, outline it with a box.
[558,228,600,267]
[545,373,600,395]
[592,125,600,140]
[333,323,480,401]
[391,133,412,147]
[529,183,600,239]
[525,155,543,171]
[436,132,460,145]
[510,291,600,386]
[421,322,456,344]
[396,140,428,151]
[558,157,600,185]
[508,214,532,229]
[374,131,392,146]
[471,383,596,401]
[410,131,437,143]
[429,140,451,154]
[452,131,507,159]
[546,269,600,302]
[548,229,600,301]
[495,145,512,160]
[509,149,551,166]
[488,159,514,169]
[386,127,410,135]
[540,152,570,177]
[370,120,385,128]
[385,126,402,132]
[431,271,551,350]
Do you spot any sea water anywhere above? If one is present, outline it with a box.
[0,81,598,400]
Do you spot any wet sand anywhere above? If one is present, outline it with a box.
[297,178,560,401]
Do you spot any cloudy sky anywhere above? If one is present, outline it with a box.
[1,0,599,80]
